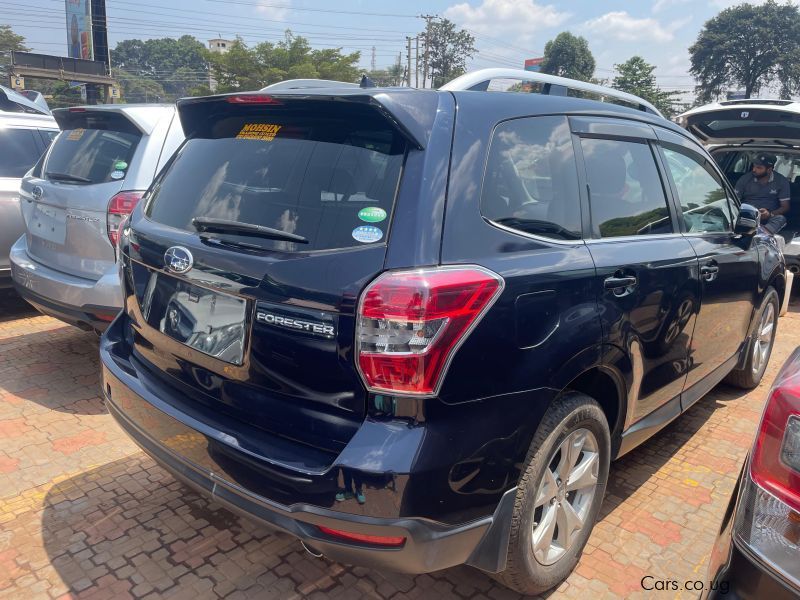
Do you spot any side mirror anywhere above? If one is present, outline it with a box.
[734,203,760,236]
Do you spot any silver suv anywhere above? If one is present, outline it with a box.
[0,88,58,288]
[10,104,184,331]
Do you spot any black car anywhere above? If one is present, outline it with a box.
[703,348,800,600]
[100,77,786,595]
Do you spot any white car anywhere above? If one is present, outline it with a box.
[677,99,800,279]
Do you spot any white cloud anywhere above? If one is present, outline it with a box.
[582,11,689,42]
[255,0,291,20]
[444,0,571,42]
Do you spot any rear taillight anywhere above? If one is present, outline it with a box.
[751,383,800,513]
[734,348,800,587]
[356,266,503,396]
[107,191,144,247]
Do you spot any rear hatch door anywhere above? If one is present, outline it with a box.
[123,91,440,456]
[681,101,800,146]
[20,109,149,279]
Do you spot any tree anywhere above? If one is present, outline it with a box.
[111,36,208,99]
[612,56,682,117]
[690,0,800,101]
[422,18,476,88]
[0,25,29,81]
[112,68,167,103]
[207,33,360,93]
[540,32,595,82]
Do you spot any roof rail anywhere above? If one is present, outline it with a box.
[440,68,663,117]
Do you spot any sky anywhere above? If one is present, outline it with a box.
[2,0,796,95]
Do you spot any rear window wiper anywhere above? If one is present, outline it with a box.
[45,171,92,183]
[192,217,309,244]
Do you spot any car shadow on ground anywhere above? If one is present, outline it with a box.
[39,455,517,599]
[0,288,36,322]
[36,383,742,600]
[0,324,104,415]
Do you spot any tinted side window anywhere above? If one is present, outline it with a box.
[661,146,732,233]
[581,138,672,238]
[0,128,42,178]
[481,116,581,240]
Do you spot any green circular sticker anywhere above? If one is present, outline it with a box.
[114,161,128,170]
[358,207,387,223]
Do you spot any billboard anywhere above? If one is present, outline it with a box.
[65,0,93,60]
[524,57,544,72]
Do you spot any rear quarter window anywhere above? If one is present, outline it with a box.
[145,111,406,252]
[480,115,582,241]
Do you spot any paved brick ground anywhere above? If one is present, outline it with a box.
[1,289,799,600]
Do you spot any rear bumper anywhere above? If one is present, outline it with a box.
[9,236,122,330]
[100,315,515,574]
[704,538,800,600]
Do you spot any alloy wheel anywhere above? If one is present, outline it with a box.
[531,428,599,566]
[752,302,775,376]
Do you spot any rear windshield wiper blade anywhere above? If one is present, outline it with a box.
[192,217,309,244]
[45,171,91,183]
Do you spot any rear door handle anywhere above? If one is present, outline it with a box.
[604,275,637,291]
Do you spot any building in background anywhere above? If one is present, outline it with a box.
[524,58,544,73]
[208,38,232,92]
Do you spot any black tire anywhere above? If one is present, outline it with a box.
[725,286,779,389]
[491,392,611,596]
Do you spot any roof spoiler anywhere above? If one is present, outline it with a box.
[177,91,440,150]
[51,105,172,135]
[0,85,51,116]
[441,68,663,117]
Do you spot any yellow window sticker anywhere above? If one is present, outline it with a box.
[236,123,282,141]
[67,128,85,141]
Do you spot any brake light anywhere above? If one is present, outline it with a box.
[733,348,800,587]
[750,354,800,513]
[225,95,283,105]
[317,526,405,547]
[107,191,144,246]
[68,107,87,112]
[356,267,503,396]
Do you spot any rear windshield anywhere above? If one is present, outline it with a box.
[45,113,141,184]
[145,111,406,252]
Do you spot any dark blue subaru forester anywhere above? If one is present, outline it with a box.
[101,71,786,594]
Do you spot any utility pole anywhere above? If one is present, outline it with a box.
[406,36,412,87]
[415,36,419,88]
[419,14,436,88]
[371,46,376,72]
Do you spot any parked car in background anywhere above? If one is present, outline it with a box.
[10,104,184,331]
[0,86,57,289]
[678,99,800,276]
[101,71,786,595]
[703,347,800,599]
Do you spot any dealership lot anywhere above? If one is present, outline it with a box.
[0,292,798,600]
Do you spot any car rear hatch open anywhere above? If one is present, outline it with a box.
[680,101,800,146]
[19,107,162,280]
[121,90,438,461]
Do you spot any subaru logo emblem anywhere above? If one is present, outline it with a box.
[164,246,193,274]
[32,186,43,201]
